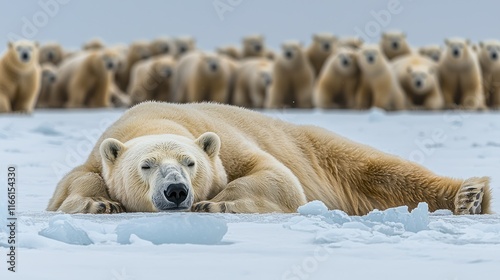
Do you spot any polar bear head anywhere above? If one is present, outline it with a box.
[242,34,265,57]
[99,133,227,212]
[478,40,500,69]
[7,40,39,69]
[311,33,338,53]
[333,47,359,76]
[443,38,474,63]
[406,64,437,95]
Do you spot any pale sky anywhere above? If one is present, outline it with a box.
[0,0,498,52]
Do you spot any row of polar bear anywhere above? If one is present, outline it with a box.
[0,32,498,113]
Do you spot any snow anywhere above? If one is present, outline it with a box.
[1,109,500,279]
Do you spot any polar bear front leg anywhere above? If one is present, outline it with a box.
[193,155,307,213]
[0,93,12,113]
[47,166,124,214]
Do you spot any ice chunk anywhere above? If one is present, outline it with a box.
[116,214,227,245]
[363,203,429,232]
[298,200,328,216]
[39,215,93,246]
[367,107,386,122]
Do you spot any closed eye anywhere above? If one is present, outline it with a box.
[187,161,195,167]
[141,163,151,170]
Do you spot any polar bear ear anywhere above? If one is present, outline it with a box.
[479,41,485,48]
[195,132,221,158]
[7,41,13,49]
[466,39,471,46]
[100,138,126,164]
[444,39,450,46]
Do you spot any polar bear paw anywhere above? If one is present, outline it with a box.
[192,201,234,213]
[454,177,489,215]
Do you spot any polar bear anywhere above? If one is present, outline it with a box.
[241,34,267,58]
[83,38,105,51]
[47,102,492,215]
[265,41,314,108]
[0,40,41,113]
[36,63,58,108]
[477,40,500,108]
[313,47,360,109]
[115,41,152,91]
[380,31,412,60]
[173,52,234,103]
[232,58,273,108]
[50,49,122,108]
[338,36,364,49]
[174,36,196,58]
[127,55,176,105]
[149,37,176,57]
[439,38,485,110]
[39,42,64,66]
[306,33,338,76]
[419,45,442,63]
[355,44,406,110]
[216,45,241,60]
[392,54,444,110]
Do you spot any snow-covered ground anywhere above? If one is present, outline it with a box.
[1,108,500,280]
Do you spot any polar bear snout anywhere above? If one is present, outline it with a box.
[152,165,194,211]
[164,183,188,205]
[20,51,31,62]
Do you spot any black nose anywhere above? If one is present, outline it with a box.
[179,46,187,53]
[47,52,54,61]
[49,76,56,83]
[163,46,170,53]
[392,41,399,50]
[254,44,262,52]
[210,63,218,71]
[415,80,423,88]
[341,58,349,66]
[285,51,293,59]
[164,183,188,206]
[164,68,172,77]
[453,49,460,57]
[432,55,440,62]
[21,52,30,61]
[323,43,330,51]
[492,52,498,60]
[106,62,114,70]
[367,55,375,64]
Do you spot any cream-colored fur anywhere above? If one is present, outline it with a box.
[36,63,57,108]
[173,52,234,103]
[265,41,314,108]
[232,58,273,108]
[355,44,406,110]
[477,40,500,108]
[82,38,105,51]
[216,45,241,60]
[380,31,412,60]
[128,55,176,105]
[306,33,338,76]
[50,49,122,108]
[241,34,267,58]
[47,102,492,215]
[339,37,363,49]
[174,36,196,58]
[39,42,64,66]
[149,37,176,57]
[115,41,152,91]
[0,40,41,113]
[419,45,442,63]
[313,47,360,109]
[392,54,444,110]
[439,38,486,110]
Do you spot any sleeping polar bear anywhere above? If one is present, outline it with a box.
[47,102,492,215]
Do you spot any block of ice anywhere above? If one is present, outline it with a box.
[39,215,93,246]
[363,203,429,233]
[116,214,227,245]
[298,200,328,216]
